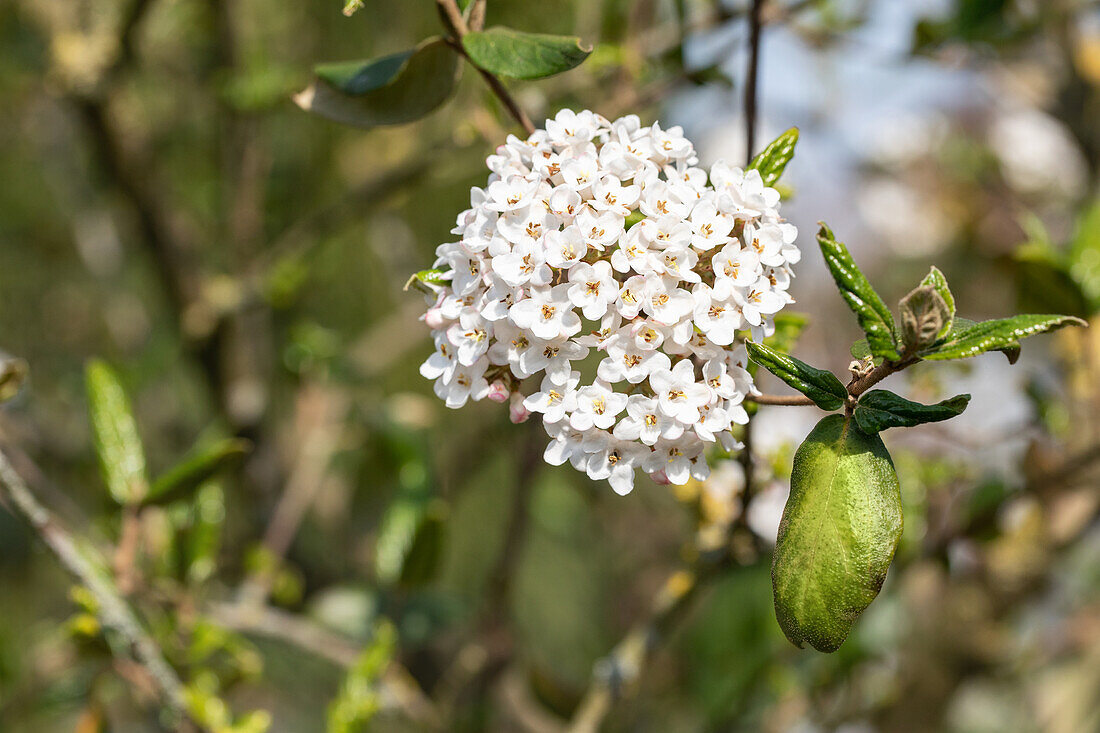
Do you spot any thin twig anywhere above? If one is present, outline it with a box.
[436,0,537,135]
[0,447,189,724]
[746,356,919,407]
[209,602,443,730]
[744,0,766,163]
[235,383,345,609]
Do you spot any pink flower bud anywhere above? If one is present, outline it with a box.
[486,382,511,403]
[424,307,446,330]
[509,392,531,423]
[650,469,671,486]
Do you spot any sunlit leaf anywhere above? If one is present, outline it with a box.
[920,314,1086,362]
[327,619,397,733]
[461,27,591,80]
[817,224,900,360]
[747,127,799,187]
[85,360,147,505]
[145,438,251,506]
[746,341,848,411]
[853,390,970,435]
[772,414,902,652]
[296,38,460,128]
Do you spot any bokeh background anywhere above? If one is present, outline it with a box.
[2,0,1100,731]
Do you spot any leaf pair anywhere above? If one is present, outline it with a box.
[745,341,971,435]
[85,360,247,507]
[818,225,1085,364]
[297,28,590,129]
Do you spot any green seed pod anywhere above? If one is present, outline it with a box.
[771,414,902,652]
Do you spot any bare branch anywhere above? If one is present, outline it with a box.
[0,447,189,723]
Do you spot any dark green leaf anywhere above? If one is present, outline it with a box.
[919,266,955,337]
[920,314,1086,362]
[295,38,460,128]
[772,414,903,652]
[745,341,848,411]
[398,502,446,587]
[461,27,591,80]
[145,438,251,505]
[898,285,950,351]
[747,127,799,187]
[854,390,970,435]
[85,360,147,505]
[817,224,900,360]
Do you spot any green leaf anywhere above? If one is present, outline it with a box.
[398,503,446,587]
[817,224,900,361]
[747,127,799,187]
[1067,200,1100,311]
[919,266,955,337]
[145,438,251,506]
[327,619,397,733]
[920,314,1086,362]
[898,285,950,351]
[772,414,903,652]
[295,38,460,128]
[745,341,848,411]
[461,27,591,80]
[85,360,147,505]
[853,390,970,435]
[404,268,449,295]
[849,339,872,361]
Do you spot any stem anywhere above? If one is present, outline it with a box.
[436,0,537,135]
[747,356,919,407]
[744,0,766,164]
[0,447,189,723]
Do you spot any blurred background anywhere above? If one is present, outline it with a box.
[1,0,1100,730]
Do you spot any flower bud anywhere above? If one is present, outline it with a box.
[424,307,446,330]
[487,381,511,403]
[650,469,671,485]
[509,392,531,423]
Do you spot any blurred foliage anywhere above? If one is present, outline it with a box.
[0,0,1098,731]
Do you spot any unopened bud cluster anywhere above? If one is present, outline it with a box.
[419,110,800,494]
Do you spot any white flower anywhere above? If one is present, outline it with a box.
[446,311,492,366]
[569,380,628,431]
[435,357,490,408]
[509,285,582,340]
[544,227,586,269]
[524,372,580,423]
[650,359,711,424]
[584,434,644,495]
[575,207,624,251]
[417,110,800,494]
[519,338,588,384]
[692,284,742,346]
[642,275,694,324]
[597,342,671,384]
[492,240,553,288]
[644,436,708,485]
[734,279,786,327]
[592,175,641,216]
[613,395,684,445]
[487,174,540,212]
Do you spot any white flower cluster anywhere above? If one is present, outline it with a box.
[418,110,800,495]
